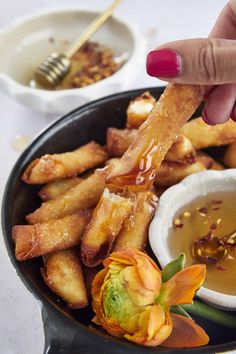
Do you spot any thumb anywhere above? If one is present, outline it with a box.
[146,38,236,85]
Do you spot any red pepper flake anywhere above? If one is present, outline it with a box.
[212,207,220,211]
[213,200,222,205]
[216,264,226,271]
[175,223,184,229]
[199,207,208,214]
[210,223,217,230]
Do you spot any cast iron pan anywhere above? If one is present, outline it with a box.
[2,87,236,354]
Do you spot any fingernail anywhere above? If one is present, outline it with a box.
[202,109,216,126]
[146,49,181,78]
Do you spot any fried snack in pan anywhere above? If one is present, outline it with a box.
[107,84,204,190]
[113,191,158,252]
[42,249,88,309]
[165,135,196,163]
[196,151,225,170]
[106,128,138,157]
[126,91,156,129]
[155,160,206,187]
[81,188,132,267]
[181,118,236,149]
[26,170,106,224]
[13,211,91,261]
[39,177,83,201]
[107,128,196,163]
[22,141,108,184]
[223,143,236,168]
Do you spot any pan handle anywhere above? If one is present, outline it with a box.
[41,303,120,354]
[42,304,79,354]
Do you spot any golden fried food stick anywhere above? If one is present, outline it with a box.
[196,151,225,170]
[181,118,236,149]
[126,91,156,129]
[223,143,236,168]
[39,177,83,201]
[107,84,204,189]
[155,161,206,187]
[166,135,196,162]
[42,249,88,309]
[22,141,108,184]
[13,211,91,261]
[106,128,138,157]
[81,188,132,267]
[107,128,196,163]
[26,170,106,224]
[113,191,158,252]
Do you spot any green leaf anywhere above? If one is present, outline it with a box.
[162,253,186,283]
[171,305,192,319]
[182,300,236,329]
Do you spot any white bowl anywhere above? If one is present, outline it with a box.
[149,169,236,310]
[0,8,144,114]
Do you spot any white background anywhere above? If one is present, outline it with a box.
[0,1,231,353]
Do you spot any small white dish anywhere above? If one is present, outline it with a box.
[0,8,144,114]
[149,169,236,310]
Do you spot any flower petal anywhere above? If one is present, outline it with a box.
[135,254,162,294]
[162,313,209,348]
[92,268,108,306]
[122,265,156,306]
[125,305,172,347]
[161,265,206,306]
[110,250,137,266]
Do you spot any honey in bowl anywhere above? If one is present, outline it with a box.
[30,41,127,90]
[58,41,126,90]
[168,191,236,295]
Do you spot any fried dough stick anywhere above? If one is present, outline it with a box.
[13,211,91,261]
[113,191,158,252]
[196,151,225,170]
[106,128,137,157]
[155,161,206,187]
[107,128,196,162]
[22,141,108,184]
[106,84,204,189]
[81,188,132,267]
[154,151,224,187]
[42,249,88,309]
[181,118,236,149]
[26,170,106,224]
[126,91,156,129]
[223,143,236,168]
[165,135,196,162]
[39,177,83,201]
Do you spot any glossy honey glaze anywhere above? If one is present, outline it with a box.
[168,191,236,295]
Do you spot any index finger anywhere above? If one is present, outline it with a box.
[210,0,236,39]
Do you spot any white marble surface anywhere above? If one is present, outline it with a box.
[0,1,234,353]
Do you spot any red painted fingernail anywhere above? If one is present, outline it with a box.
[202,109,216,126]
[146,49,181,78]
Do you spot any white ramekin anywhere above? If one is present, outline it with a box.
[149,169,236,310]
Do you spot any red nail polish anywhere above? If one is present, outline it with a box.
[202,109,216,126]
[146,49,181,78]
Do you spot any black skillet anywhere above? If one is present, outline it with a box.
[2,87,236,354]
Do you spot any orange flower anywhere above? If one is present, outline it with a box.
[92,250,209,347]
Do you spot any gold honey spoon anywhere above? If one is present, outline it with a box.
[35,0,122,89]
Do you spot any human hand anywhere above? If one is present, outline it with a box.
[146,0,236,125]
